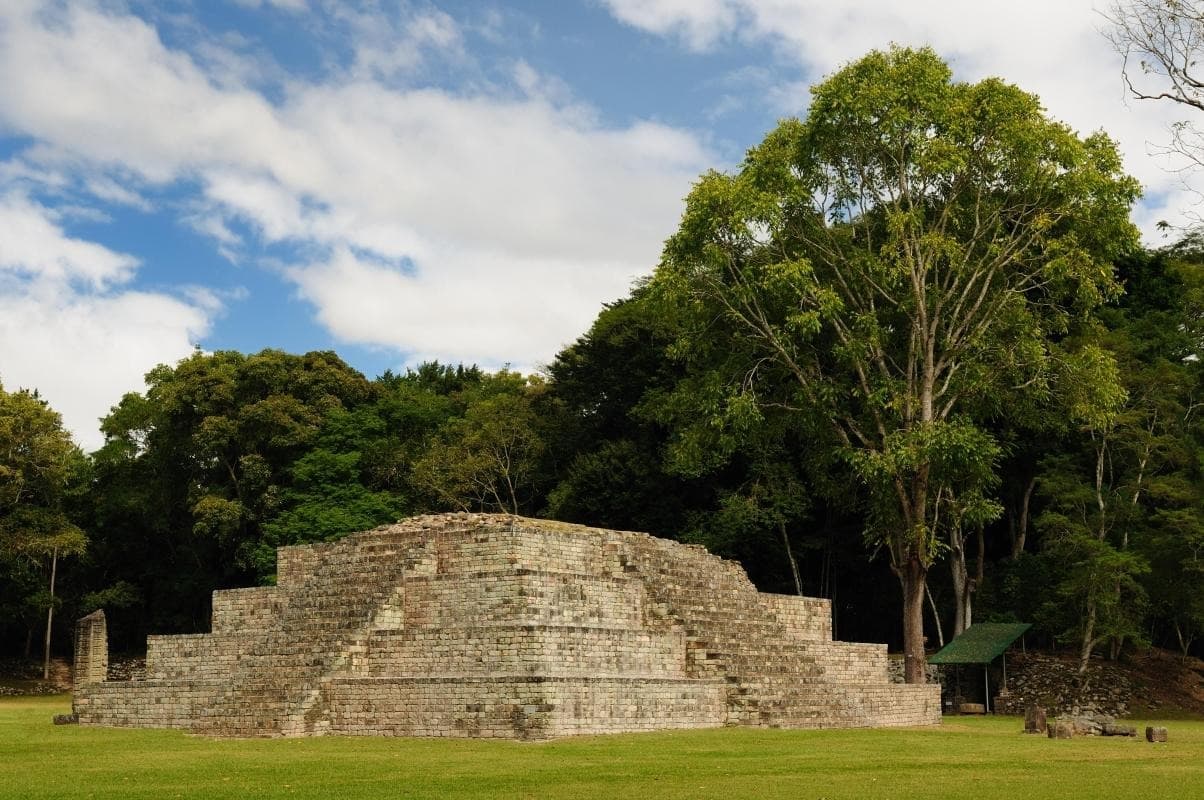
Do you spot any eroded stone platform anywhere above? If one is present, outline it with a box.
[73,514,939,738]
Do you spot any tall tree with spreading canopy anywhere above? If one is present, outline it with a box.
[0,383,87,678]
[650,47,1140,683]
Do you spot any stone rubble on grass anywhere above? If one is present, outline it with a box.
[1043,712,1138,738]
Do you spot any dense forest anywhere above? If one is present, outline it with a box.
[3,47,1204,679]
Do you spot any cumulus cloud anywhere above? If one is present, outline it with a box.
[0,3,711,380]
[602,0,740,51]
[0,194,215,451]
[602,0,1198,236]
[286,243,633,370]
[0,191,136,289]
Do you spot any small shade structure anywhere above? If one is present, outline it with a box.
[928,622,1031,713]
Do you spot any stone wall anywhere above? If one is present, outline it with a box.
[211,587,285,633]
[75,514,940,738]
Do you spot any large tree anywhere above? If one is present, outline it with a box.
[88,349,377,632]
[0,383,86,677]
[650,47,1139,682]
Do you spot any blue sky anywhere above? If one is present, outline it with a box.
[0,0,1194,450]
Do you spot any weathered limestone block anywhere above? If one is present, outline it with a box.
[1101,722,1136,737]
[1048,719,1075,739]
[74,514,941,738]
[211,587,285,633]
[1024,705,1047,734]
[1146,726,1169,743]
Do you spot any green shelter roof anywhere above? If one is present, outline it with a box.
[927,622,1031,665]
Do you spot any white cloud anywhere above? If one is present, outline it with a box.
[601,0,1200,236]
[330,5,466,82]
[0,191,136,289]
[231,0,308,12]
[286,243,635,370]
[602,0,740,51]
[83,175,152,211]
[0,195,215,451]
[0,3,711,383]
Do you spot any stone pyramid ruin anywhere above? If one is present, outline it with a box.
[73,514,940,738]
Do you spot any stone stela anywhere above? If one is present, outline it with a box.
[73,514,940,739]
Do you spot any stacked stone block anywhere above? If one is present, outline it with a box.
[74,513,940,738]
[73,610,107,688]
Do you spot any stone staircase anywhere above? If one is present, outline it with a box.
[75,513,940,737]
[193,531,417,736]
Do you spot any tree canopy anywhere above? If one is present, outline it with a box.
[649,46,1140,681]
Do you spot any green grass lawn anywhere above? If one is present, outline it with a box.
[2,696,1202,800]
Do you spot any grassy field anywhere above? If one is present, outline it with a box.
[2,696,1202,800]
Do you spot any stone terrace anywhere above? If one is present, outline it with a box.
[73,514,940,739]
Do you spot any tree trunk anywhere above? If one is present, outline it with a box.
[1174,619,1194,658]
[780,522,804,597]
[950,536,969,638]
[975,524,985,586]
[1010,477,1035,559]
[900,558,929,684]
[925,582,945,648]
[42,546,58,682]
[1078,597,1097,674]
[949,521,976,638]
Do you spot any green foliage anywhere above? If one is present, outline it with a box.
[254,411,407,577]
[651,46,1138,573]
[412,379,547,515]
[0,384,85,538]
[80,581,141,615]
[75,352,558,641]
[648,46,1139,676]
[0,383,87,653]
[83,350,380,632]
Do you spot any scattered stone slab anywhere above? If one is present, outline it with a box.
[52,713,78,725]
[1101,722,1136,737]
[1046,713,1136,738]
[1048,719,1074,739]
[1146,726,1168,743]
[959,702,986,715]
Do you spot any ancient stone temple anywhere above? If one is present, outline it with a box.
[73,514,940,738]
